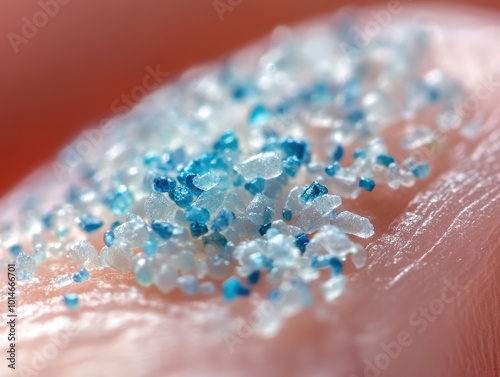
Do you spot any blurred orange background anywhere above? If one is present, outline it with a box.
[0,0,498,197]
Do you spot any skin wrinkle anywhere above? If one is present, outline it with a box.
[1,6,500,377]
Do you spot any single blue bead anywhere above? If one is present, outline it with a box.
[244,177,265,195]
[325,162,341,177]
[63,294,79,310]
[103,230,114,247]
[295,233,309,254]
[300,181,328,203]
[211,209,234,233]
[184,206,210,223]
[329,257,343,275]
[282,208,293,221]
[247,270,261,285]
[249,104,270,126]
[9,244,21,256]
[152,220,174,239]
[190,222,208,237]
[41,212,53,229]
[281,138,308,160]
[428,88,440,102]
[412,163,430,179]
[143,151,162,166]
[353,148,366,159]
[73,268,89,283]
[332,145,344,162]
[376,154,396,167]
[233,173,244,187]
[214,130,239,151]
[347,109,365,123]
[78,215,104,233]
[359,177,376,192]
[169,186,194,208]
[153,176,176,193]
[222,276,250,301]
[282,156,301,177]
[344,79,360,106]
[268,288,282,302]
[259,223,271,236]
[143,240,157,257]
[232,85,247,100]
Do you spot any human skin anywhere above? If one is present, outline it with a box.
[1,2,500,377]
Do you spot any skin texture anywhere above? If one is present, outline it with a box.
[0,3,500,377]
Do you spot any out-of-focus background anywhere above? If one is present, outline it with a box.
[0,0,498,197]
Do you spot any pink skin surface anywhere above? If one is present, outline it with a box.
[1,5,499,377]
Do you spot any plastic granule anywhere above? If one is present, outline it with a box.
[63,294,79,310]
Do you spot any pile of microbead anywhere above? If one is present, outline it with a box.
[0,18,471,327]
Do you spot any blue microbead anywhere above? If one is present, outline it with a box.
[202,232,228,249]
[153,176,176,193]
[325,162,341,177]
[232,85,247,100]
[300,181,328,203]
[268,288,282,303]
[233,173,244,187]
[259,223,271,236]
[78,215,104,233]
[222,276,250,301]
[144,240,157,257]
[184,206,210,223]
[359,177,375,192]
[152,220,174,239]
[281,138,308,160]
[411,163,430,179]
[103,230,115,247]
[104,186,134,216]
[214,130,239,151]
[244,177,265,195]
[376,154,396,167]
[428,88,440,102]
[110,221,122,230]
[63,294,79,310]
[329,257,343,275]
[353,148,366,159]
[347,109,365,123]
[332,145,344,162]
[211,209,234,232]
[185,174,204,196]
[9,244,21,256]
[247,270,261,285]
[190,222,208,238]
[169,186,194,208]
[282,208,293,221]
[282,156,301,177]
[249,104,270,126]
[295,233,310,254]
[344,79,360,106]
[41,213,53,229]
[73,268,89,283]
